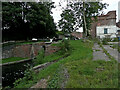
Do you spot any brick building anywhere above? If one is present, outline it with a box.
[71,32,83,39]
[90,11,118,38]
[116,21,120,35]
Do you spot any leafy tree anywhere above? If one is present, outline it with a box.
[58,8,76,33]
[58,1,108,37]
[2,2,57,41]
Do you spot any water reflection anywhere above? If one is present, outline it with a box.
[2,60,33,88]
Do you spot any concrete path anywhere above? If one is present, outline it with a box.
[92,43,110,61]
[103,45,119,62]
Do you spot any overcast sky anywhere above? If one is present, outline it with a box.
[51,0,120,24]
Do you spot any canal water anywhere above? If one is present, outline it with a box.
[2,42,51,88]
[2,59,33,88]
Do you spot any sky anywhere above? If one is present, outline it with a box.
[51,0,120,24]
[102,0,120,22]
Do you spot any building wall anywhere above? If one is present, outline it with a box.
[71,32,83,39]
[96,25,117,38]
[116,26,120,35]
[90,11,116,38]
[90,21,97,37]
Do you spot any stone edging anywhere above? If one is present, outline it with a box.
[33,54,70,72]
[1,58,32,66]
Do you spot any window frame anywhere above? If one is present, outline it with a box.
[104,28,108,34]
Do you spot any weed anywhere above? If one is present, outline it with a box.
[112,38,118,42]
[14,64,35,88]
[102,38,110,45]
[33,48,44,66]
[98,41,116,60]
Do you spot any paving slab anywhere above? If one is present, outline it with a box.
[103,45,119,62]
[92,43,110,61]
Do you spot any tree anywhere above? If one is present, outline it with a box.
[58,1,108,37]
[58,8,76,33]
[2,2,57,41]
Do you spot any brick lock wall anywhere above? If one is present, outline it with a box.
[2,42,45,59]
[2,42,60,59]
[45,45,61,56]
[13,44,32,58]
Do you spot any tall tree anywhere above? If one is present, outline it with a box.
[58,7,76,33]
[58,1,108,37]
[2,2,57,41]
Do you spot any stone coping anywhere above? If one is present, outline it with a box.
[33,54,70,71]
[0,58,33,66]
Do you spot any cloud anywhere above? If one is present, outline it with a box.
[51,0,67,23]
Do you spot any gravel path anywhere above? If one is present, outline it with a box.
[61,68,69,88]
[92,43,110,61]
[31,76,50,88]
[103,45,119,62]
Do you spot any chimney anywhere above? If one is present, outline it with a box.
[118,1,120,21]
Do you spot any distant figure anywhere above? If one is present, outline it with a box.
[42,45,46,51]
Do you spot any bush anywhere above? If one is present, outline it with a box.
[88,35,93,40]
[33,48,44,66]
[102,40,108,45]
[102,38,110,45]
[112,38,118,42]
[59,39,70,53]
[14,64,35,88]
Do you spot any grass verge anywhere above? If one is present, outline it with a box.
[13,40,118,88]
[2,57,28,64]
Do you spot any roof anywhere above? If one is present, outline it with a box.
[97,11,116,26]
[98,11,116,19]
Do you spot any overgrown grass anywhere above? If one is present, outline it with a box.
[119,63,120,88]
[33,39,71,66]
[98,41,116,60]
[112,38,118,42]
[33,49,69,66]
[51,41,62,47]
[42,52,68,63]
[65,59,117,88]
[2,57,28,64]
[111,44,120,53]
[14,40,118,88]
[63,40,117,88]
